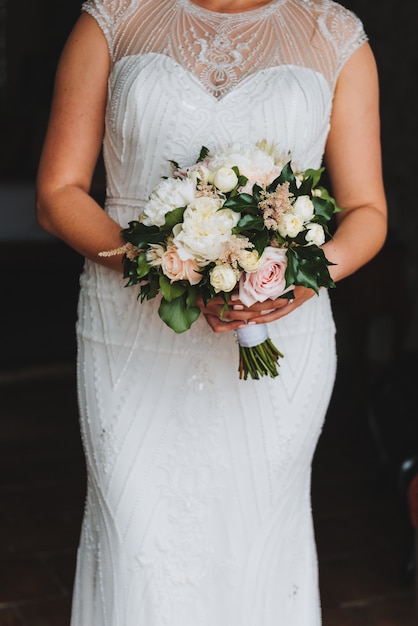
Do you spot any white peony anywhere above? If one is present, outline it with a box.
[142,177,196,227]
[208,144,282,187]
[210,264,239,293]
[292,195,315,221]
[173,196,240,265]
[213,167,239,193]
[277,213,304,238]
[305,223,325,246]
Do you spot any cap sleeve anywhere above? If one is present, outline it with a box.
[81,0,113,54]
[81,0,130,59]
[318,2,368,84]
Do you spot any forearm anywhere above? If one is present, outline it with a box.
[323,203,387,283]
[36,185,125,273]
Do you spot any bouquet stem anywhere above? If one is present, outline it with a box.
[236,324,283,380]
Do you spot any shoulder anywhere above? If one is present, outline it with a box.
[305,0,367,48]
[296,0,368,84]
[80,0,138,58]
[81,0,135,16]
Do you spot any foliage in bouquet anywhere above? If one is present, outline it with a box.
[107,142,342,379]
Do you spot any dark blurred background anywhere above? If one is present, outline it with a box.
[0,1,417,625]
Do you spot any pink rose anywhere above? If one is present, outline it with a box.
[161,246,202,285]
[239,246,287,307]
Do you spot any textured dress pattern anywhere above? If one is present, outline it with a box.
[73,1,366,624]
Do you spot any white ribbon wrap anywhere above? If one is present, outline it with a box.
[236,323,269,348]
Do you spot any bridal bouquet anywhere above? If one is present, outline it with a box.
[102,142,341,380]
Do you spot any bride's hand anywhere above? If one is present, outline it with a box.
[197,286,316,333]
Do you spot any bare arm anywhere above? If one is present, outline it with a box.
[203,42,387,332]
[36,13,125,272]
[322,42,387,280]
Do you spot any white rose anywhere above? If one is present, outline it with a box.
[173,196,240,265]
[142,177,196,226]
[277,213,304,238]
[238,249,264,273]
[305,223,325,246]
[213,167,239,193]
[292,195,315,221]
[210,264,239,293]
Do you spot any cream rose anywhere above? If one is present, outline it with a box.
[239,246,288,307]
[142,177,196,227]
[161,245,202,285]
[238,249,264,273]
[173,196,240,265]
[292,195,315,221]
[277,213,304,238]
[213,167,239,193]
[305,223,325,246]
[209,264,239,293]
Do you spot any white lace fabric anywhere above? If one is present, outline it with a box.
[82,0,366,98]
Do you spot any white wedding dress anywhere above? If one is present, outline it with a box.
[72,1,366,624]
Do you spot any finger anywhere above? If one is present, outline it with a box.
[203,314,248,334]
[250,299,298,324]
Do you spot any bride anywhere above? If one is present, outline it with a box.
[36,0,387,624]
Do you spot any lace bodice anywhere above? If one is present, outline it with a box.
[80,0,366,212]
[82,0,366,97]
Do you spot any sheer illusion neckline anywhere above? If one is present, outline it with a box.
[178,0,287,18]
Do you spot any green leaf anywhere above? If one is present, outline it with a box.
[252,229,270,257]
[316,187,344,213]
[135,251,151,279]
[158,295,201,333]
[186,286,199,308]
[237,214,265,231]
[312,197,338,223]
[121,221,164,248]
[304,167,324,187]
[140,271,160,301]
[159,274,186,301]
[294,258,322,293]
[198,146,210,162]
[285,248,299,286]
[123,256,140,285]
[230,166,248,190]
[284,245,336,292]
[251,183,263,204]
[162,206,186,229]
[294,175,313,196]
[223,193,257,212]
[266,161,295,192]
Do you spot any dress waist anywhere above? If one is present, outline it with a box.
[105,196,147,223]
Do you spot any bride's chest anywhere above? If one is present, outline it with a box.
[107,53,332,130]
